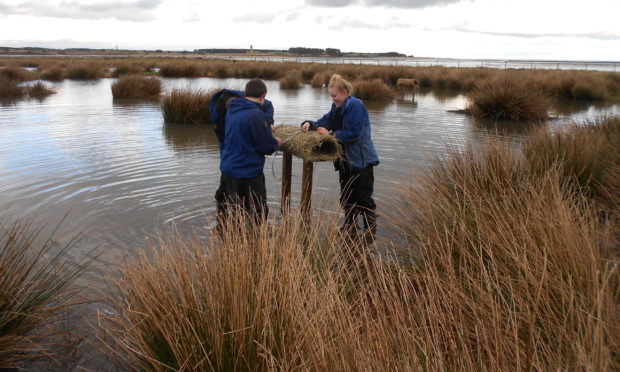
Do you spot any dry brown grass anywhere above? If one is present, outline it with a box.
[353,78,396,101]
[97,116,620,371]
[159,61,204,78]
[161,88,215,124]
[0,66,35,82]
[467,77,552,121]
[279,70,302,89]
[65,62,105,80]
[0,76,25,98]
[41,66,64,81]
[0,219,90,368]
[111,75,162,99]
[311,72,326,88]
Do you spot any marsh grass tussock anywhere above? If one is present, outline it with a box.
[111,75,162,99]
[0,66,34,82]
[65,62,105,80]
[41,66,64,81]
[467,77,552,121]
[352,78,396,101]
[161,88,215,124]
[0,219,90,368]
[279,70,302,89]
[159,61,204,77]
[0,76,25,98]
[27,81,56,98]
[524,117,620,202]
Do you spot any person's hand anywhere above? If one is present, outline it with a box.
[316,127,329,135]
[301,122,311,132]
[275,136,283,149]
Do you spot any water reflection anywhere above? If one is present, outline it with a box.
[163,123,220,153]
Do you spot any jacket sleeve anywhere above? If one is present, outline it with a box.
[334,101,366,144]
[250,112,279,155]
[302,104,336,131]
[261,99,275,124]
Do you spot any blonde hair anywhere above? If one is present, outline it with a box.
[328,74,354,95]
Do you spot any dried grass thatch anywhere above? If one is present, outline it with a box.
[274,125,342,162]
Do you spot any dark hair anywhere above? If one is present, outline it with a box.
[214,91,241,124]
[245,79,267,98]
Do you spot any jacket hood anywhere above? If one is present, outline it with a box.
[228,97,261,114]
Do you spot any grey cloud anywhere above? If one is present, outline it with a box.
[232,12,275,24]
[285,12,300,22]
[0,0,163,22]
[451,26,620,41]
[364,0,467,8]
[305,0,358,7]
[306,0,469,8]
[329,17,409,31]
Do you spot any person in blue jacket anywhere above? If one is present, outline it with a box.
[302,74,379,240]
[220,79,282,221]
[209,88,275,223]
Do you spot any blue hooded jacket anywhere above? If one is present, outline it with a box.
[220,98,279,179]
[209,89,274,148]
[305,96,379,170]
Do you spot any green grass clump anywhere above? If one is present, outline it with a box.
[467,77,551,121]
[161,88,214,124]
[111,75,162,99]
[0,219,89,368]
[353,78,396,101]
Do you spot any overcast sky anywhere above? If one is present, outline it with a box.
[0,0,618,60]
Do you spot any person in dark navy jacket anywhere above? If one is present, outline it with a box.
[302,74,379,240]
[220,79,282,221]
[209,88,275,224]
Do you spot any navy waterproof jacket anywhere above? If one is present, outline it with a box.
[209,89,274,147]
[220,98,279,179]
[305,96,379,170]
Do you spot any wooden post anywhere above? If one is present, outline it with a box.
[300,160,314,219]
[280,152,292,214]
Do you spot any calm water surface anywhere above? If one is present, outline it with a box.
[0,77,617,369]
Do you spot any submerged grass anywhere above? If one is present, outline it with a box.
[0,219,90,368]
[98,117,620,371]
[27,81,56,98]
[161,88,215,124]
[111,75,162,99]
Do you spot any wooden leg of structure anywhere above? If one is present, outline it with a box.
[280,152,292,214]
[300,160,314,220]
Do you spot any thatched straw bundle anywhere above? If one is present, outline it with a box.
[274,125,342,162]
